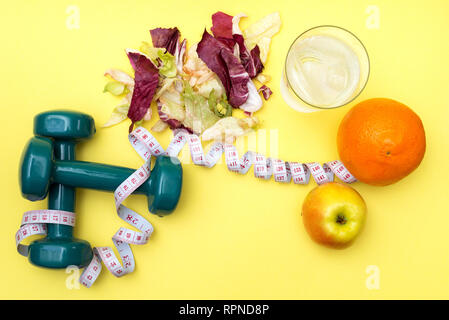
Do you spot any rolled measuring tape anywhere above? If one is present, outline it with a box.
[16,125,356,287]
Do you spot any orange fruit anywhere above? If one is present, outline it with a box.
[337,98,426,186]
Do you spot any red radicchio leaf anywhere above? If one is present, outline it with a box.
[211,12,235,50]
[214,36,236,50]
[210,12,264,78]
[175,39,187,73]
[126,50,160,132]
[211,12,233,38]
[157,100,193,133]
[258,85,273,100]
[150,27,180,55]
[197,30,249,107]
[250,45,264,77]
[233,34,265,78]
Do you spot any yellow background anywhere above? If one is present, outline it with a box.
[1,0,449,299]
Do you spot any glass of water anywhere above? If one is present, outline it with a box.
[280,25,370,112]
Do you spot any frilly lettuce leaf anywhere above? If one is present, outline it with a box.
[157,50,177,78]
[139,43,177,78]
[154,77,183,100]
[201,116,259,142]
[104,69,134,87]
[196,77,225,98]
[255,73,271,85]
[102,104,129,128]
[182,83,220,134]
[242,12,281,63]
[103,69,135,128]
[183,44,216,87]
[151,120,169,132]
[103,81,126,96]
[208,89,232,118]
[140,42,162,61]
[161,101,185,122]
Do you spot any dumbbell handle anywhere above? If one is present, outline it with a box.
[48,140,76,240]
[51,160,151,195]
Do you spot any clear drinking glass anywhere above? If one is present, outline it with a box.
[280,25,370,112]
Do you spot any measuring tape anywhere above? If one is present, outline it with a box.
[162,128,357,185]
[16,126,356,287]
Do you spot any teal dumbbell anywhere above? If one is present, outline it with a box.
[19,110,182,269]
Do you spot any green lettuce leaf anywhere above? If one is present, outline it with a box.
[103,81,126,96]
[158,51,177,78]
[182,83,219,134]
[102,104,129,127]
[139,42,177,78]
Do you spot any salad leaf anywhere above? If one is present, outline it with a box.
[157,50,177,78]
[255,73,271,85]
[232,13,264,78]
[258,85,272,100]
[238,80,263,113]
[159,86,183,105]
[219,48,250,107]
[151,120,169,132]
[160,101,185,122]
[103,81,126,96]
[208,89,232,118]
[197,30,249,108]
[250,45,264,76]
[183,44,217,88]
[233,33,261,78]
[154,77,183,100]
[104,69,134,87]
[211,11,235,50]
[208,89,218,110]
[175,39,187,73]
[156,83,188,131]
[157,100,193,133]
[182,83,220,134]
[150,27,180,55]
[139,42,163,61]
[196,77,224,98]
[211,11,233,39]
[157,101,182,129]
[242,12,281,63]
[126,49,160,132]
[102,104,129,128]
[148,28,186,75]
[201,116,259,143]
[210,12,264,79]
[137,44,177,78]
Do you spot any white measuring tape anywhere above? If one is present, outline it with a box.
[162,128,357,185]
[16,126,356,287]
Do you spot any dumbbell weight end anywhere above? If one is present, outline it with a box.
[26,139,93,268]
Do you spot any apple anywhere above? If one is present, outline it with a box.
[302,182,366,249]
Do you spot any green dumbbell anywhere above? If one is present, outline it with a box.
[19,110,182,269]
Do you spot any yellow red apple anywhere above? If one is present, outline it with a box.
[302,182,367,249]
